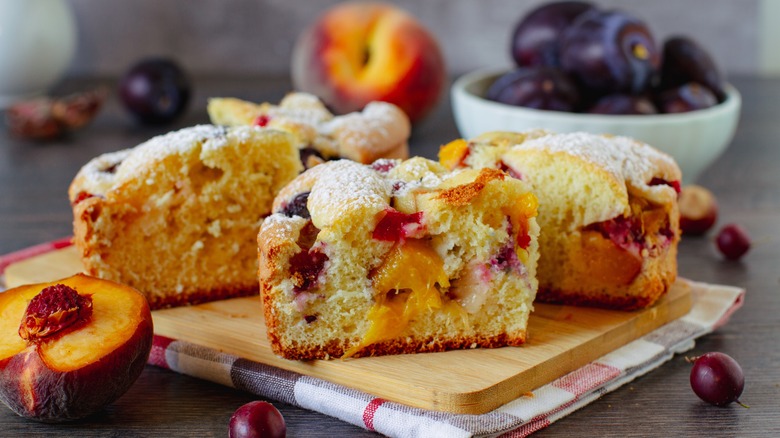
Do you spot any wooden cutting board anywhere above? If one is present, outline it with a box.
[4,246,692,414]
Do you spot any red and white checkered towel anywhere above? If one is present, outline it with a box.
[0,240,744,437]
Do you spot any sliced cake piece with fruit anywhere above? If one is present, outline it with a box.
[440,130,682,310]
[69,125,302,309]
[258,158,540,359]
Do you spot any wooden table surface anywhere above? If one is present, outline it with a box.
[1,76,778,437]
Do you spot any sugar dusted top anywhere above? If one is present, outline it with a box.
[307,160,390,230]
[73,125,261,196]
[516,132,682,191]
[269,92,333,127]
[322,101,410,154]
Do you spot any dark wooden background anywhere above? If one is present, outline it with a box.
[1,76,778,437]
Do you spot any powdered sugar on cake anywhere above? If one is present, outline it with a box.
[322,102,408,153]
[115,125,228,182]
[308,160,390,228]
[77,149,131,192]
[76,125,262,193]
[270,93,333,127]
[390,159,445,197]
[517,132,681,189]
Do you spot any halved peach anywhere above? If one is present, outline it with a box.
[0,273,153,422]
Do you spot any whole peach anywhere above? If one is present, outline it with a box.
[291,2,446,123]
[0,274,153,422]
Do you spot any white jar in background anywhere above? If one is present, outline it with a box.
[0,0,76,108]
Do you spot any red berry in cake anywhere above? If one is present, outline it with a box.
[372,208,425,241]
[281,192,311,219]
[498,160,523,180]
[678,185,718,235]
[650,178,681,194]
[229,401,286,438]
[689,352,746,407]
[289,248,328,292]
[71,191,97,206]
[715,224,751,260]
[491,243,523,273]
[371,159,398,173]
[253,114,271,127]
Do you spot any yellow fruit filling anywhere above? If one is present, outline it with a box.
[505,192,538,265]
[438,138,469,170]
[343,239,459,357]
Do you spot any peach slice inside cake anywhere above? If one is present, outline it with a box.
[569,231,643,289]
[573,194,675,289]
[344,239,458,358]
[506,192,539,264]
[438,138,469,170]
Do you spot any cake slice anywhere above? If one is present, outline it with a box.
[258,158,540,359]
[207,92,410,167]
[69,125,302,309]
[440,131,682,310]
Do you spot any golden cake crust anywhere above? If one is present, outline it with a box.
[259,159,540,360]
[446,130,681,310]
[70,125,302,309]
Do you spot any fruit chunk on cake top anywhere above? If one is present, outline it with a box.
[69,125,302,309]
[258,158,540,359]
[207,92,411,168]
[441,130,682,310]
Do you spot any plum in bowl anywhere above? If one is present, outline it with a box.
[451,68,741,184]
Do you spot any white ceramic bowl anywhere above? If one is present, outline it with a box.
[451,68,741,184]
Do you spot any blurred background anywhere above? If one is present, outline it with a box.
[64,0,777,79]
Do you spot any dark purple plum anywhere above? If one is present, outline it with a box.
[119,58,191,125]
[486,67,580,112]
[657,82,717,113]
[690,352,746,407]
[560,9,660,94]
[588,94,658,115]
[511,1,596,67]
[229,401,286,438]
[660,36,726,101]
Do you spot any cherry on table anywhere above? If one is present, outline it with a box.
[715,223,751,260]
[229,401,286,438]
[689,352,747,407]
